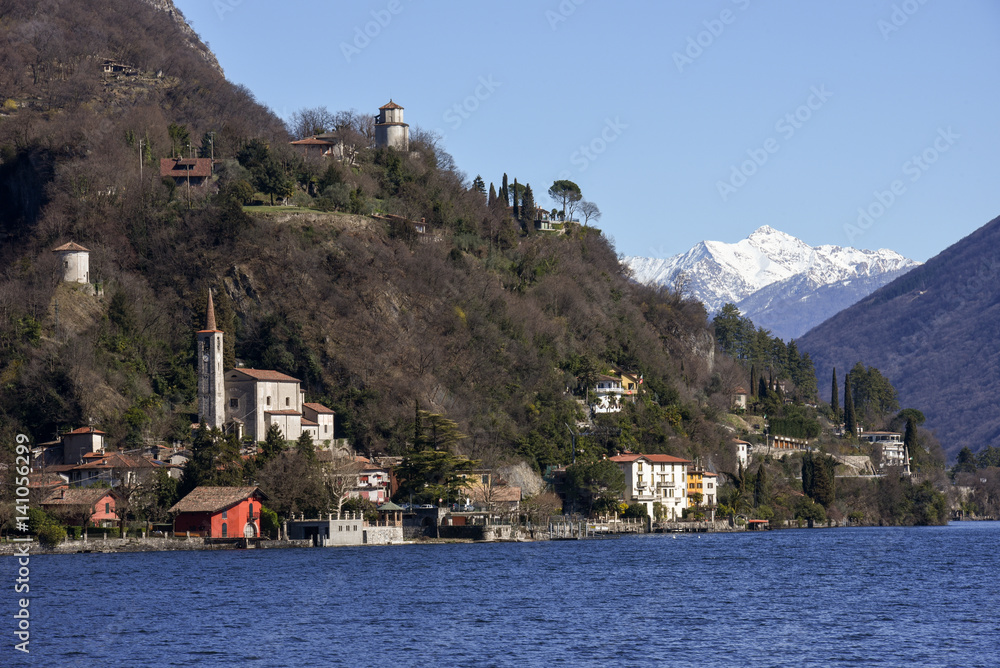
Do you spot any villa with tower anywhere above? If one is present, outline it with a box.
[290,100,410,159]
[196,291,335,444]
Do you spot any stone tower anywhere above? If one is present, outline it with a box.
[196,290,225,429]
[52,242,90,284]
[374,100,409,151]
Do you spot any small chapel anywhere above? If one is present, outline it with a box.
[196,291,335,443]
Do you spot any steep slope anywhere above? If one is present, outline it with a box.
[797,214,1000,459]
[625,226,918,340]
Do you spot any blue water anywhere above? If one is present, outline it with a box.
[4,522,999,667]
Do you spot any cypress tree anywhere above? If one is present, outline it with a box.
[903,417,917,463]
[750,365,757,399]
[758,375,769,401]
[512,178,519,219]
[501,173,509,207]
[844,372,856,436]
[521,184,536,226]
[831,367,840,421]
[801,451,813,497]
[488,183,497,209]
[753,463,768,508]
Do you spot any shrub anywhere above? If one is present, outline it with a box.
[38,525,67,548]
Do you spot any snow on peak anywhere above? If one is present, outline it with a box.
[623,226,920,315]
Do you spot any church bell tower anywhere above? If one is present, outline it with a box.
[197,290,225,429]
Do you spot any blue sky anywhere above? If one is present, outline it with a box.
[174,0,1000,263]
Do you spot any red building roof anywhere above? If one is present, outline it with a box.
[610,454,692,464]
[66,427,106,435]
[169,486,267,514]
[380,100,403,110]
[160,158,213,179]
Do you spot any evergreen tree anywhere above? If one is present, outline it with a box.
[753,462,768,508]
[521,184,535,225]
[413,399,424,450]
[261,423,286,464]
[500,173,509,207]
[488,183,497,209]
[749,365,757,399]
[903,417,917,460]
[844,372,857,436]
[296,430,315,461]
[831,367,840,421]
[758,375,769,401]
[512,178,519,219]
[472,174,486,196]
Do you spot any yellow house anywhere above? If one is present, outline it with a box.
[686,467,706,506]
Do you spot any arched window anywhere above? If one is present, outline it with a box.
[221,523,228,538]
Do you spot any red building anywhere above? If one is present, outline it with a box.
[169,486,267,538]
[41,488,121,527]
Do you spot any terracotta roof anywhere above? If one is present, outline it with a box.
[52,241,90,253]
[42,488,119,507]
[380,100,403,110]
[66,427,106,436]
[303,402,335,414]
[610,454,692,464]
[290,137,336,145]
[734,386,748,394]
[169,486,267,514]
[704,472,719,478]
[73,452,160,470]
[159,157,212,179]
[229,369,300,382]
[264,410,300,416]
[301,419,318,427]
[597,374,620,382]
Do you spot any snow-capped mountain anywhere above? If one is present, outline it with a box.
[624,226,920,340]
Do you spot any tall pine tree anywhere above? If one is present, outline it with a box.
[487,183,497,209]
[500,173,509,207]
[843,372,856,436]
[512,178,519,219]
[831,367,839,421]
[749,365,757,399]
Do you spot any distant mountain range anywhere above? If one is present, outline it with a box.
[624,226,919,340]
[798,214,1000,460]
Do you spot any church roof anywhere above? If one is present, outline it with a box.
[52,241,90,252]
[303,402,335,414]
[197,290,220,332]
[380,100,403,110]
[229,369,300,382]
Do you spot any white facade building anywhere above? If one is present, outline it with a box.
[592,375,624,414]
[374,100,409,151]
[196,291,336,443]
[859,431,910,474]
[610,454,691,520]
[52,241,90,284]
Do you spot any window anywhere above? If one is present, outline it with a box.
[222,509,228,519]
[325,425,329,433]
[338,525,343,532]
[221,523,228,537]
[285,397,290,406]
[266,396,271,406]
[105,502,110,514]
[230,398,239,408]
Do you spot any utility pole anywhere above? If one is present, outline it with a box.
[138,139,144,180]
[186,143,192,209]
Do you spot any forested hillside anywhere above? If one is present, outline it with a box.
[799,214,1000,460]
[0,0,741,475]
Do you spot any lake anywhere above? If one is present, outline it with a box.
[5,522,999,667]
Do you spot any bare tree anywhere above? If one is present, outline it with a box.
[319,455,364,518]
[578,200,601,227]
[287,106,335,140]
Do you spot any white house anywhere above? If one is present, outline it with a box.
[609,453,691,520]
[859,431,910,474]
[592,375,624,414]
[733,439,750,469]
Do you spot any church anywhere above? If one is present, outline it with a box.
[196,292,335,444]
